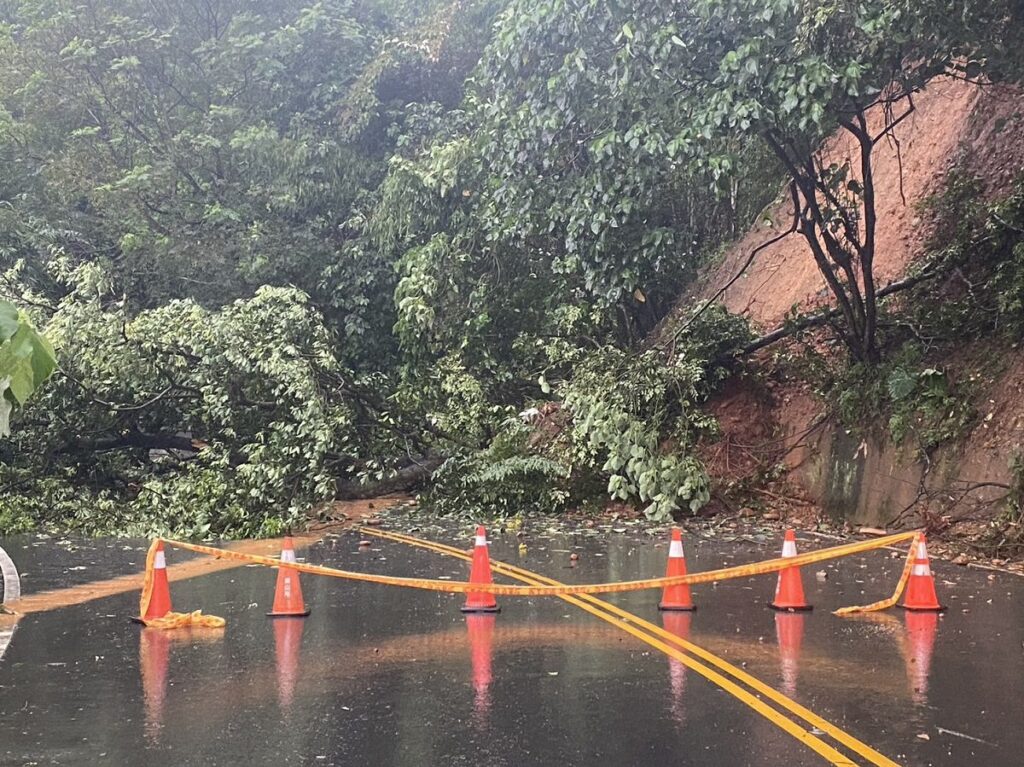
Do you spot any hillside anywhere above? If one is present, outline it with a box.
[682,78,1024,537]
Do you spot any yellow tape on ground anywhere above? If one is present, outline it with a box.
[364,527,900,767]
[151,531,918,598]
[142,610,227,630]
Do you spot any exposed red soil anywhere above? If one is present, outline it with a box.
[683,78,1020,329]
[676,79,1024,542]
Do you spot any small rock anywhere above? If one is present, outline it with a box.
[857,527,887,536]
[365,518,382,526]
[740,507,757,518]
[359,540,372,547]
[815,570,828,581]
[952,554,970,566]
[762,511,781,521]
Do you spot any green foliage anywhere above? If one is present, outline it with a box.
[422,420,572,518]
[978,453,1024,558]
[555,310,750,521]
[0,299,55,435]
[910,170,1024,341]
[474,0,780,317]
[829,345,974,453]
[0,0,507,535]
[560,349,713,521]
[0,276,412,536]
[419,307,751,522]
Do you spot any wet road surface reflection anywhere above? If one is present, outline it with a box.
[0,526,1022,765]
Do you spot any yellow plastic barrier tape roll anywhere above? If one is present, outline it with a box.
[143,530,918,600]
[142,610,227,630]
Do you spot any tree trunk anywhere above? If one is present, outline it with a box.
[334,455,445,499]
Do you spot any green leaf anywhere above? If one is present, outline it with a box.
[887,367,916,401]
[0,322,55,405]
[0,301,19,342]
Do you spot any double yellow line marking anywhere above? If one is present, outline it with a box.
[362,527,901,767]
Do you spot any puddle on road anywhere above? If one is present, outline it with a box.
[0,526,1021,766]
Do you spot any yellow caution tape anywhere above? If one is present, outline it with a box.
[138,538,158,619]
[833,532,921,616]
[145,530,918,599]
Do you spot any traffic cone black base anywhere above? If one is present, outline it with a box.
[769,603,814,612]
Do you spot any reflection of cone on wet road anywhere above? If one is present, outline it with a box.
[903,610,939,706]
[462,526,500,613]
[465,613,496,726]
[267,537,311,618]
[661,611,691,728]
[774,612,805,697]
[274,616,305,711]
[658,529,695,611]
[138,540,173,622]
[139,628,170,745]
[900,536,944,611]
[770,530,812,611]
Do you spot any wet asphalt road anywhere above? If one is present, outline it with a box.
[1,523,1022,766]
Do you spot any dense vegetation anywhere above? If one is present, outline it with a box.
[0,0,1021,535]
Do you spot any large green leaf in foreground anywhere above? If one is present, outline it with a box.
[0,300,56,435]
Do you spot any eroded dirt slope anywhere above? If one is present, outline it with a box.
[681,79,1024,533]
[691,79,1021,328]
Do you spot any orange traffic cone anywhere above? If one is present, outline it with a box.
[267,537,311,617]
[658,528,696,611]
[136,540,173,623]
[462,526,500,613]
[900,536,944,611]
[775,612,805,696]
[274,616,305,710]
[770,530,812,611]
